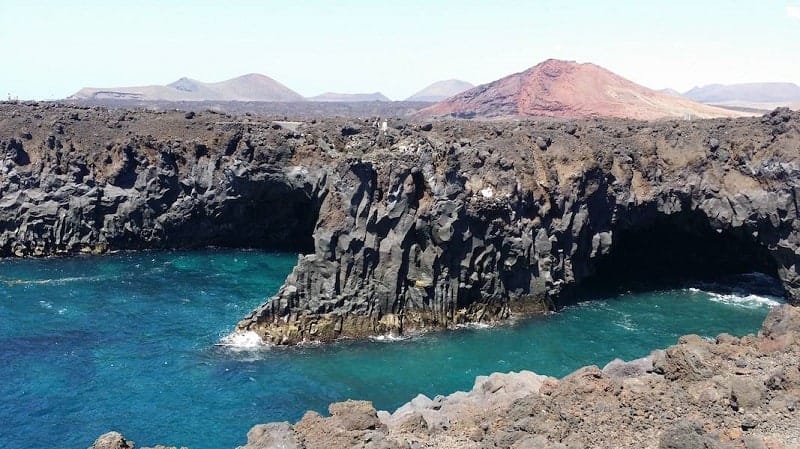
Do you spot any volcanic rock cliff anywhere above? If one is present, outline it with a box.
[1,103,800,346]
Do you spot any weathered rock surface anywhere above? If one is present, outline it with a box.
[90,432,134,449]
[2,103,800,346]
[0,103,326,256]
[237,107,800,344]
[100,305,800,448]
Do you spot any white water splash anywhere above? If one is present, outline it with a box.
[218,331,268,350]
[705,292,782,309]
[684,286,782,309]
[455,322,494,330]
[369,333,412,342]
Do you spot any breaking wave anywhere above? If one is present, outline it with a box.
[704,292,782,309]
[217,330,268,350]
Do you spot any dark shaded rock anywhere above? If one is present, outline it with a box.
[4,137,30,165]
[536,136,552,150]
[341,124,362,136]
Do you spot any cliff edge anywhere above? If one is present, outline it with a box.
[1,103,799,346]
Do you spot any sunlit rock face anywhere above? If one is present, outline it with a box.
[1,103,799,345]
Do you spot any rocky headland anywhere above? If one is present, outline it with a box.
[91,304,800,448]
[1,102,800,346]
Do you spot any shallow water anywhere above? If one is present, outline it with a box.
[0,250,782,449]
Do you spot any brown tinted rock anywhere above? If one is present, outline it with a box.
[730,377,765,411]
[329,400,383,431]
[658,420,720,449]
[241,422,299,449]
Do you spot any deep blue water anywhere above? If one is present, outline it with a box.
[0,250,782,449]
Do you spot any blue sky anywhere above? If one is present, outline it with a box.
[1,0,799,100]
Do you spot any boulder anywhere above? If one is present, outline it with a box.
[89,432,134,449]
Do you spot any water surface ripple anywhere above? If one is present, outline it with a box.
[0,250,781,449]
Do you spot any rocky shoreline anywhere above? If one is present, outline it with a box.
[2,103,800,345]
[91,304,800,448]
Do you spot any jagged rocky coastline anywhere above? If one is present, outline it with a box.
[93,304,800,448]
[2,103,800,345]
[2,103,800,448]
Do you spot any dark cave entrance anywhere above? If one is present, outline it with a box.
[159,181,320,254]
[560,208,783,306]
[213,184,319,253]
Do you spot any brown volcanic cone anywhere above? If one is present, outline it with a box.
[419,59,745,120]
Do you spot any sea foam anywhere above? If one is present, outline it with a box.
[218,330,268,350]
[705,292,782,309]
[370,333,411,342]
[684,285,782,309]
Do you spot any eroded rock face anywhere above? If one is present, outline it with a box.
[0,103,325,257]
[2,104,800,345]
[237,108,800,344]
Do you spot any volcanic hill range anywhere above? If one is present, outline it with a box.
[683,82,800,111]
[419,59,744,120]
[70,73,305,102]
[68,59,790,120]
[405,79,475,102]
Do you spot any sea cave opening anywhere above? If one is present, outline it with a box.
[560,208,784,307]
[157,181,320,254]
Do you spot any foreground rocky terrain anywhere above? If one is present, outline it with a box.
[65,98,430,119]
[1,103,800,346]
[90,304,800,448]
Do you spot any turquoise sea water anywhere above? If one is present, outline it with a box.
[0,250,782,449]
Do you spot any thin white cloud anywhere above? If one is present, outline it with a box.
[788,5,800,19]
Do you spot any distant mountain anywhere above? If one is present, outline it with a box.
[419,59,743,120]
[659,88,683,97]
[68,73,304,102]
[406,79,474,102]
[684,82,800,110]
[307,92,390,102]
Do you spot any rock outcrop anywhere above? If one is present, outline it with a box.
[0,103,325,256]
[236,108,800,344]
[97,304,800,448]
[2,103,800,346]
